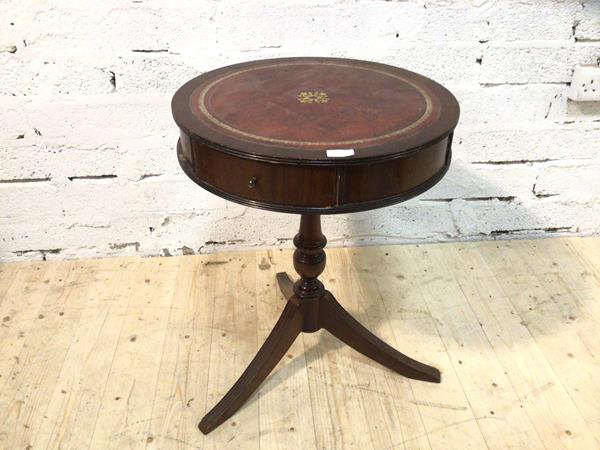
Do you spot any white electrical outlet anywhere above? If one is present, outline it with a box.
[568,65,600,102]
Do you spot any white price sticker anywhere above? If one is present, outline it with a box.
[326,148,355,158]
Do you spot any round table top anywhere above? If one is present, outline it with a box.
[172,57,459,165]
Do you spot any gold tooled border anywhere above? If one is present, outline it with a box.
[194,61,434,147]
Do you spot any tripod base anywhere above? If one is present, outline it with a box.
[198,272,440,435]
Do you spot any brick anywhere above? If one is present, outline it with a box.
[421,158,538,200]
[0,175,225,222]
[575,0,600,41]
[113,53,200,94]
[30,4,214,53]
[454,84,564,125]
[455,124,600,162]
[212,2,414,51]
[450,199,579,237]
[534,162,600,202]
[548,91,600,122]
[211,1,488,54]
[481,43,600,84]
[485,0,580,42]
[378,44,482,85]
[10,95,176,142]
[0,134,182,182]
[322,201,459,243]
[0,96,30,140]
[0,140,124,180]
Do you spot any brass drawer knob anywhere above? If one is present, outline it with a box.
[248,177,257,188]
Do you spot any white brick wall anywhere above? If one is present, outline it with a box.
[1,0,599,262]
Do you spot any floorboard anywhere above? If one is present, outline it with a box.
[1,237,599,449]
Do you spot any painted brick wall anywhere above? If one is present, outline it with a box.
[1,0,599,262]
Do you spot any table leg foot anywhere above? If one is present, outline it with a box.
[319,291,441,383]
[198,300,303,434]
[276,272,295,301]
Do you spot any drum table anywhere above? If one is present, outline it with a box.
[172,57,460,434]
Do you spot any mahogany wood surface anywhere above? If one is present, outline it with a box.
[172,57,459,434]
[198,215,441,435]
[173,57,459,214]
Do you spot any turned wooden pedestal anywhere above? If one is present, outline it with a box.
[199,214,440,433]
[171,57,460,434]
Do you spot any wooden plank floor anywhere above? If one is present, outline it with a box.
[1,237,599,449]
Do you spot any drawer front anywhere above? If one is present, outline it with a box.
[342,137,450,204]
[184,137,338,208]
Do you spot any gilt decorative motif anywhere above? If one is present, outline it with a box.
[297,91,329,104]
